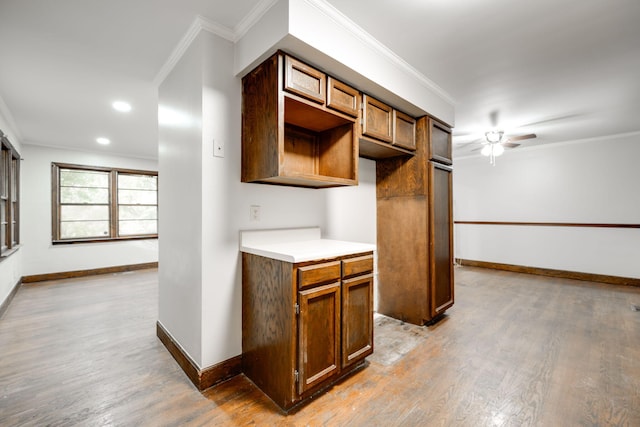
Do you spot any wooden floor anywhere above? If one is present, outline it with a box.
[1,267,640,426]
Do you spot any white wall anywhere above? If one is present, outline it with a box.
[20,144,158,276]
[454,132,640,278]
[0,105,23,308]
[159,31,335,368]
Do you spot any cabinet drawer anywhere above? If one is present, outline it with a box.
[284,55,326,105]
[393,110,416,150]
[298,261,341,289]
[362,95,393,143]
[342,254,374,278]
[327,77,360,117]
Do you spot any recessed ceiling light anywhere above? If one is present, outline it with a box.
[112,101,132,112]
[96,137,110,145]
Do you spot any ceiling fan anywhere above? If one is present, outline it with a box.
[466,110,537,165]
[479,129,536,165]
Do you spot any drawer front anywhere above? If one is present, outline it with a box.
[393,110,416,150]
[284,55,326,104]
[342,254,374,278]
[362,95,393,143]
[327,77,360,117]
[298,261,341,289]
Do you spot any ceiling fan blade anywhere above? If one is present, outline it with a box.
[506,133,536,142]
[455,140,482,149]
[518,113,585,128]
[502,142,521,149]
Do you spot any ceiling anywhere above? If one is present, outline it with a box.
[1,0,639,159]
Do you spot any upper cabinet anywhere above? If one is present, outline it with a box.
[242,51,422,188]
[242,52,358,189]
[428,118,452,165]
[359,95,416,160]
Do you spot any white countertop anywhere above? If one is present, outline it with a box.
[240,228,376,263]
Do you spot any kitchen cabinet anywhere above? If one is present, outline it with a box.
[359,94,416,159]
[242,249,374,411]
[376,116,454,325]
[428,119,452,165]
[242,52,358,188]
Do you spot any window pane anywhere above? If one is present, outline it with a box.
[11,158,17,201]
[61,187,109,204]
[61,205,109,221]
[60,221,110,239]
[0,200,5,222]
[1,224,6,249]
[118,174,157,190]
[60,169,109,188]
[0,150,7,198]
[119,220,157,236]
[118,189,157,205]
[119,205,157,220]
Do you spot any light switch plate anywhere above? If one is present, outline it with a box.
[213,138,224,158]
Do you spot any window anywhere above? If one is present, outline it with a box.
[0,130,20,257]
[52,163,157,243]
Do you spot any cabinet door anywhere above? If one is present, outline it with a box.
[362,95,393,143]
[429,119,452,165]
[341,274,374,368]
[284,55,326,104]
[327,77,360,117]
[298,282,341,395]
[429,162,454,318]
[393,110,416,150]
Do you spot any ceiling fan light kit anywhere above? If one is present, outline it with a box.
[485,130,504,143]
[481,141,504,165]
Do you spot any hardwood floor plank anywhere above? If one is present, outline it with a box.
[1,267,640,426]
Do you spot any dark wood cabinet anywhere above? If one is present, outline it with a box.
[359,95,416,160]
[429,119,452,165]
[393,110,417,151]
[362,95,393,143]
[429,162,454,318]
[242,52,358,188]
[376,116,454,325]
[298,282,341,394]
[242,251,374,411]
[341,273,374,368]
[327,77,360,117]
[284,55,326,104]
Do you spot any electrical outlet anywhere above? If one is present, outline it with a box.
[249,205,260,222]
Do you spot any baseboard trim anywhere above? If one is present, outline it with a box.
[22,262,159,284]
[0,278,21,319]
[456,259,640,287]
[156,321,242,391]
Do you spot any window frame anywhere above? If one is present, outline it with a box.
[52,163,158,244]
[0,130,20,258]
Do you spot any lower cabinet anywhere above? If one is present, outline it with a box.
[242,251,374,411]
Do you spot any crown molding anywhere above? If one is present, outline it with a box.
[153,15,236,87]
[234,0,280,41]
[154,0,279,87]
[154,0,455,111]
[300,0,456,106]
[0,93,24,142]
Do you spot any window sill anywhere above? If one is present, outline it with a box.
[0,245,21,259]
[52,235,158,245]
